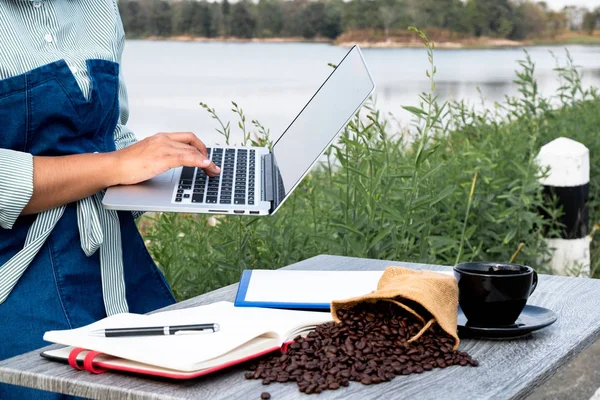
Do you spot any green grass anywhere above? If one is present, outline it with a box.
[140,35,600,301]
[533,36,600,46]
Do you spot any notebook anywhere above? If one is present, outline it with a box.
[41,301,332,379]
[234,269,455,310]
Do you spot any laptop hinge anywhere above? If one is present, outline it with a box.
[262,154,275,202]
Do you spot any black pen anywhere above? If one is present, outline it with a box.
[89,323,220,338]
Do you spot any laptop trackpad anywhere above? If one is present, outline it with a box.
[150,169,175,184]
[140,169,175,186]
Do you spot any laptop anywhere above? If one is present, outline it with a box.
[102,45,375,216]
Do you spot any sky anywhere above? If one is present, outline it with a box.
[543,0,599,10]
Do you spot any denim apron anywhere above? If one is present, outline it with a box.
[0,60,176,399]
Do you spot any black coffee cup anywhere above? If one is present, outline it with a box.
[453,262,538,327]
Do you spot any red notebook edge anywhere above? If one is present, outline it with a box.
[41,343,292,380]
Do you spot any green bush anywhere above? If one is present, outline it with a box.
[141,34,599,301]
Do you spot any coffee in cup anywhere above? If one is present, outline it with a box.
[453,262,538,327]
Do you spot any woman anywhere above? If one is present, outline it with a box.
[0,1,219,398]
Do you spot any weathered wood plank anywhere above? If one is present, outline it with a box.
[1,254,600,400]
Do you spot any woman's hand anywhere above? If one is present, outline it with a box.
[22,132,219,215]
[110,132,221,186]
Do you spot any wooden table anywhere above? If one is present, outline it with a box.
[1,254,600,400]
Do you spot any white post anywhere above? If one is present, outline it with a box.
[536,137,590,277]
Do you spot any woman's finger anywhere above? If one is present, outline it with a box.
[162,132,208,156]
[164,147,220,176]
[166,141,217,170]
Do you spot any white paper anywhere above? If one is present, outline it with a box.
[242,269,454,305]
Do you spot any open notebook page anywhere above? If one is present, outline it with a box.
[44,302,332,372]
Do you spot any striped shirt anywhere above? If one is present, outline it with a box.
[0,0,136,315]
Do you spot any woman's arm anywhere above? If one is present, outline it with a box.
[21,132,220,215]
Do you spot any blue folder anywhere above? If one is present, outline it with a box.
[234,270,332,310]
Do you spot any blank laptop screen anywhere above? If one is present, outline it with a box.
[271,46,375,203]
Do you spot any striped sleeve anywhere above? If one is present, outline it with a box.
[113,62,144,219]
[114,69,144,219]
[112,1,137,152]
[0,149,34,229]
[111,14,143,219]
[113,70,137,151]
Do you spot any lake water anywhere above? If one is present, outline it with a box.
[122,41,600,142]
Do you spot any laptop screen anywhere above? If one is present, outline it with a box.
[270,46,375,212]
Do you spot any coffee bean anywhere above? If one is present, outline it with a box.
[246,300,478,396]
[285,363,298,373]
[260,393,271,399]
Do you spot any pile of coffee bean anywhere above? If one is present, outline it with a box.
[245,300,478,395]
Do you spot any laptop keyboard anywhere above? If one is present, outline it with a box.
[172,148,256,206]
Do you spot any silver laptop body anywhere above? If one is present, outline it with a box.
[103,45,375,216]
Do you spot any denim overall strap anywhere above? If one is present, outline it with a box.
[0,59,128,315]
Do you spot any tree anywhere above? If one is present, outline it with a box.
[193,2,218,37]
[299,2,326,39]
[210,4,226,37]
[322,0,343,39]
[510,1,547,40]
[222,0,231,16]
[563,6,586,30]
[172,1,196,35]
[118,0,149,38]
[256,0,284,37]
[583,11,597,35]
[468,0,514,38]
[146,0,173,37]
[230,1,257,38]
[546,11,566,39]
[222,0,231,36]
[378,0,402,39]
[342,0,382,30]
[281,0,308,37]
[444,0,472,34]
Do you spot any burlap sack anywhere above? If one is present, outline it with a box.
[331,267,460,350]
